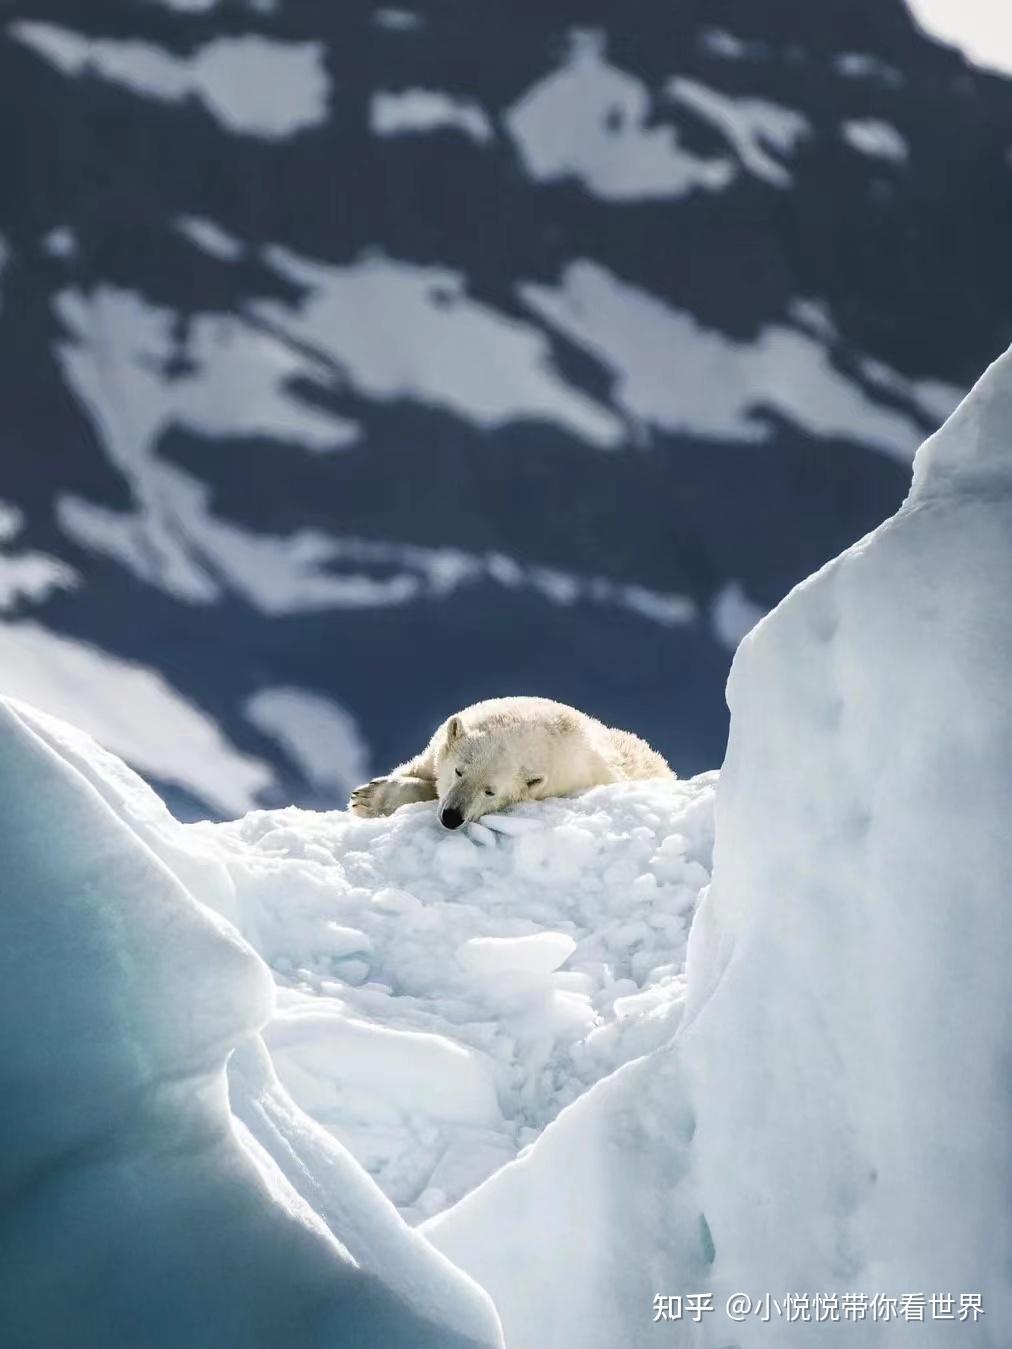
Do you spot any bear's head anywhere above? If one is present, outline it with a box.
[433,715,546,830]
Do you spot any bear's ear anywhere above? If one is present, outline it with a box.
[445,715,464,746]
[525,775,545,790]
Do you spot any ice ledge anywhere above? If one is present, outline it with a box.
[0,696,502,1348]
[908,341,1012,504]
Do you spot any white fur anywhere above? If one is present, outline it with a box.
[349,697,673,825]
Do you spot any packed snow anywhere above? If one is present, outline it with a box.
[192,775,716,1220]
[429,344,1012,1346]
[0,697,502,1347]
[0,678,718,1340]
[679,342,1012,1345]
[0,670,715,1230]
[9,24,330,138]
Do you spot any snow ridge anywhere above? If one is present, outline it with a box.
[0,696,501,1347]
[430,344,1012,1346]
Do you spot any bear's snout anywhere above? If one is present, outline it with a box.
[440,805,465,831]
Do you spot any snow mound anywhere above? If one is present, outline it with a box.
[191,775,716,1219]
[429,347,1012,1346]
[0,697,501,1347]
[456,931,577,975]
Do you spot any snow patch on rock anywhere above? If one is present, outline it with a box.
[842,117,909,162]
[667,76,809,187]
[521,260,945,460]
[507,30,734,201]
[10,23,329,138]
[371,89,492,143]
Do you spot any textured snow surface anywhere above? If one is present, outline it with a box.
[429,350,1012,1346]
[192,775,716,1220]
[0,697,502,1347]
[0,682,718,1338]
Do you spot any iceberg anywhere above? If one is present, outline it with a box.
[0,698,501,1347]
[428,347,1012,1347]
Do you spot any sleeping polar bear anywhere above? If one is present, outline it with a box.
[349,696,673,830]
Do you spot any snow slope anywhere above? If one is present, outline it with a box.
[0,697,501,1347]
[428,347,1012,1345]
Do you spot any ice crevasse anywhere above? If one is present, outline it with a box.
[428,346,1012,1348]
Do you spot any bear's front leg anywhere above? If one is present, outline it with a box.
[349,774,437,818]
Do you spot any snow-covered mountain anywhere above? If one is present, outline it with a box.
[1,0,1010,817]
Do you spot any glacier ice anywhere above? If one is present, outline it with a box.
[429,346,1012,1346]
[0,697,501,1347]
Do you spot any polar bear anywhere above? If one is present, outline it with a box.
[349,696,673,829]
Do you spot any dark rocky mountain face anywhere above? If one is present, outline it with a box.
[0,0,1009,817]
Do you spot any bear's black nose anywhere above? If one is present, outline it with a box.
[440,806,464,830]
